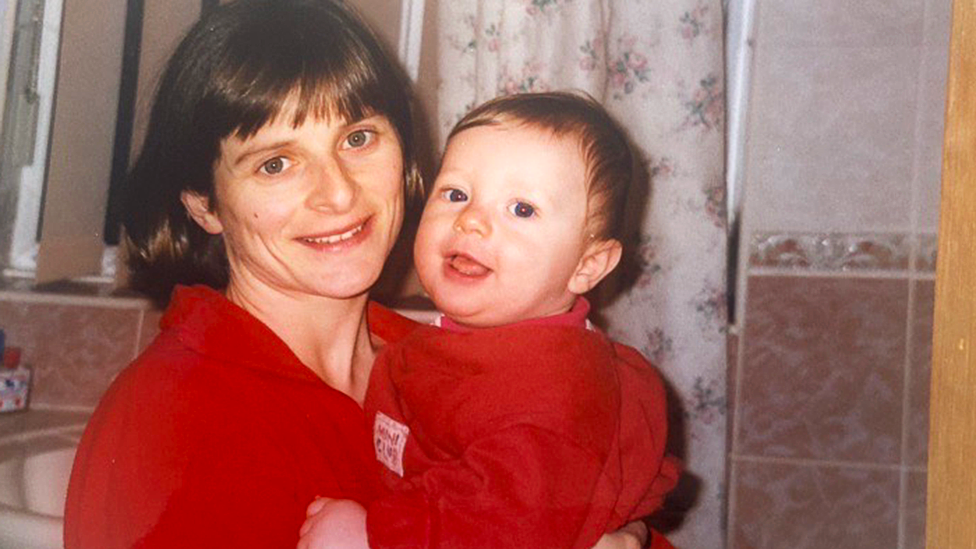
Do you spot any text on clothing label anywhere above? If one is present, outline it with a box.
[374,411,410,477]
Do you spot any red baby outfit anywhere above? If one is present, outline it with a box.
[363,299,680,549]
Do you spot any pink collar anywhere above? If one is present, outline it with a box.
[437,298,592,333]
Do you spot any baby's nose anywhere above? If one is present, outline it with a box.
[453,205,491,237]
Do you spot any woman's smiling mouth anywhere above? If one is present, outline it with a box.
[299,219,370,247]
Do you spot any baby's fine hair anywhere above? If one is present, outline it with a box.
[447,91,634,242]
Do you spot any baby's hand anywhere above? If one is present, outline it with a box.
[593,520,648,549]
[297,497,369,549]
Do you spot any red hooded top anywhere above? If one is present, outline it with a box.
[64,286,415,548]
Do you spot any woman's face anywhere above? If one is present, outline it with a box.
[185,104,405,301]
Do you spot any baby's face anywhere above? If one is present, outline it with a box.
[413,123,591,327]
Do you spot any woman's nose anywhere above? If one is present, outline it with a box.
[453,204,491,237]
[306,158,357,212]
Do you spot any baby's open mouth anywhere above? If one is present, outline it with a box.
[447,254,491,276]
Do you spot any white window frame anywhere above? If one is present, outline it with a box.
[2,0,64,278]
[724,0,757,232]
[398,0,425,82]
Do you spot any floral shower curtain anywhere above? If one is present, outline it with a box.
[432,1,727,546]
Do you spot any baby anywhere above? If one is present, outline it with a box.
[300,91,679,549]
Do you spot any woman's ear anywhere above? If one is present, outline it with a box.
[568,238,623,295]
[180,191,224,235]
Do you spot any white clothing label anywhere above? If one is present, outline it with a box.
[374,411,410,477]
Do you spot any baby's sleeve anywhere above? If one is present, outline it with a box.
[608,342,682,525]
[365,422,613,549]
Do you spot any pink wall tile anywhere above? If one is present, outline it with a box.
[0,300,142,407]
[915,42,949,233]
[923,0,953,50]
[747,43,919,233]
[731,460,899,549]
[759,0,924,47]
[907,281,934,467]
[728,331,740,443]
[903,471,928,549]
[738,276,907,463]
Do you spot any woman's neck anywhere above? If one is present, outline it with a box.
[225,278,377,404]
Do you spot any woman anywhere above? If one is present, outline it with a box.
[65,1,647,547]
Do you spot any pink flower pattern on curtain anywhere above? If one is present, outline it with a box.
[432,1,727,545]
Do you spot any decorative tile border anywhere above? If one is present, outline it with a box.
[749,232,938,274]
[914,233,939,273]
[0,275,152,309]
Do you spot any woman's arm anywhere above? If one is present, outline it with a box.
[66,359,333,549]
[299,502,650,549]
[67,396,309,548]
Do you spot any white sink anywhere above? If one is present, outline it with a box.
[0,414,87,549]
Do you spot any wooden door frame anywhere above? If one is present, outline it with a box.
[928,0,976,547]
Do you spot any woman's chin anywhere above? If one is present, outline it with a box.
[312,275,381,300]
[258,268,380,302]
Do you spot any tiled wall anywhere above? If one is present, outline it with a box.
[0,281,161,409]
[742,0,948,235]
[728,0,949,546]
[728,239,934,548]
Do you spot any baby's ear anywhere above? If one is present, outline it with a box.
[181,191,224,235]
[568,238,622,295]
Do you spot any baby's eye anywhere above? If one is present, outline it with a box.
[260,156,291,175]
[440,188,468,202]
[343,129,374,149]
[508,201,535,218]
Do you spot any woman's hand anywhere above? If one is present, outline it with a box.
[297,498,369,549]
[592,520,648,549]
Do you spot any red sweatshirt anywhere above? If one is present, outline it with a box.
[64,286,412,548]
[363,299,680,549]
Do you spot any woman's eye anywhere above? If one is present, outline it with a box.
[441,188,468,202]
[509,201,535,218]
[260,156,290,175]
[344,130,373,149]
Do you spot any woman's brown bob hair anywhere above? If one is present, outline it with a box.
[123,0,421,307]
